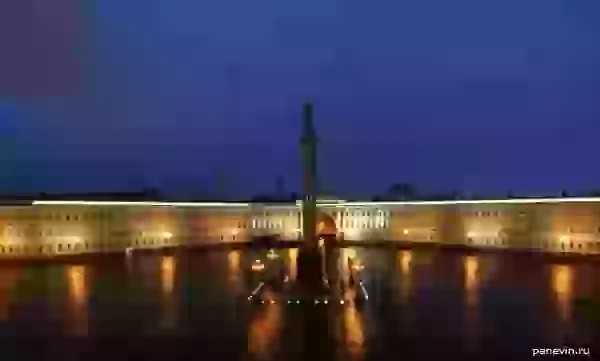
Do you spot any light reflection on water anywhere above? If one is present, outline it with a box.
[0,245,594,360]
[0,267,21,321]
[160,255,176,330]
[287,248,298,281]
[341,287,366,361]
[247,288,282,361]
[462,255,481,348]
[397,250,412,302]
[551,264,573,322]
[66,265,89,336]
[228,249,243,294]
[463,255,480,307]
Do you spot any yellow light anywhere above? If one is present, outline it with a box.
[352,263,364,271]
[400,250,412,275]
[467,231,476,238]
[163,232,173,239]
[342,297,364,359]
[67,265,86,307]
[288,248,298,281]
[228,250,240,274]
[559,235,569,243]
[403,229,409,235]
[252,261,265,272]
[161,256,175,294]
[66,265,89,336]
[552,264,573,321]
[463,256,479,307]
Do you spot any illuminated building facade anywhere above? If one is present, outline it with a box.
[1,197,600,258]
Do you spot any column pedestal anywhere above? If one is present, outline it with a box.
[296,245,326,296]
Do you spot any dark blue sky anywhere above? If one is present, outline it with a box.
[1,0,600,198]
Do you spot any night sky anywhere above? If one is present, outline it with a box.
[1,0,600,199]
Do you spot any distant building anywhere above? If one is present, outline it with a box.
[1,196,600,259]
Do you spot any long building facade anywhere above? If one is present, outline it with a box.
[1,197,600,259]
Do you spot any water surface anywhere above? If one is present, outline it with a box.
[0,246,597,360]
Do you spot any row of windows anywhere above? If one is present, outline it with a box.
[472,211,501,217]
[556,240,600,252]
[260,211,298,217]
[465,237,600,252]
[8,224,600,238]
[343,210,390,217]
[45,213,110,221]
[343,220,388,229]
[467,237,507,246]
[134,238,173,246]
[0,243,89,254]
[0,238,178,254]
[0,213,110,222]
[250,219,288,230]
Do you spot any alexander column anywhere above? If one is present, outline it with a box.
[301,102,318,247]
[297,102,325,293]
